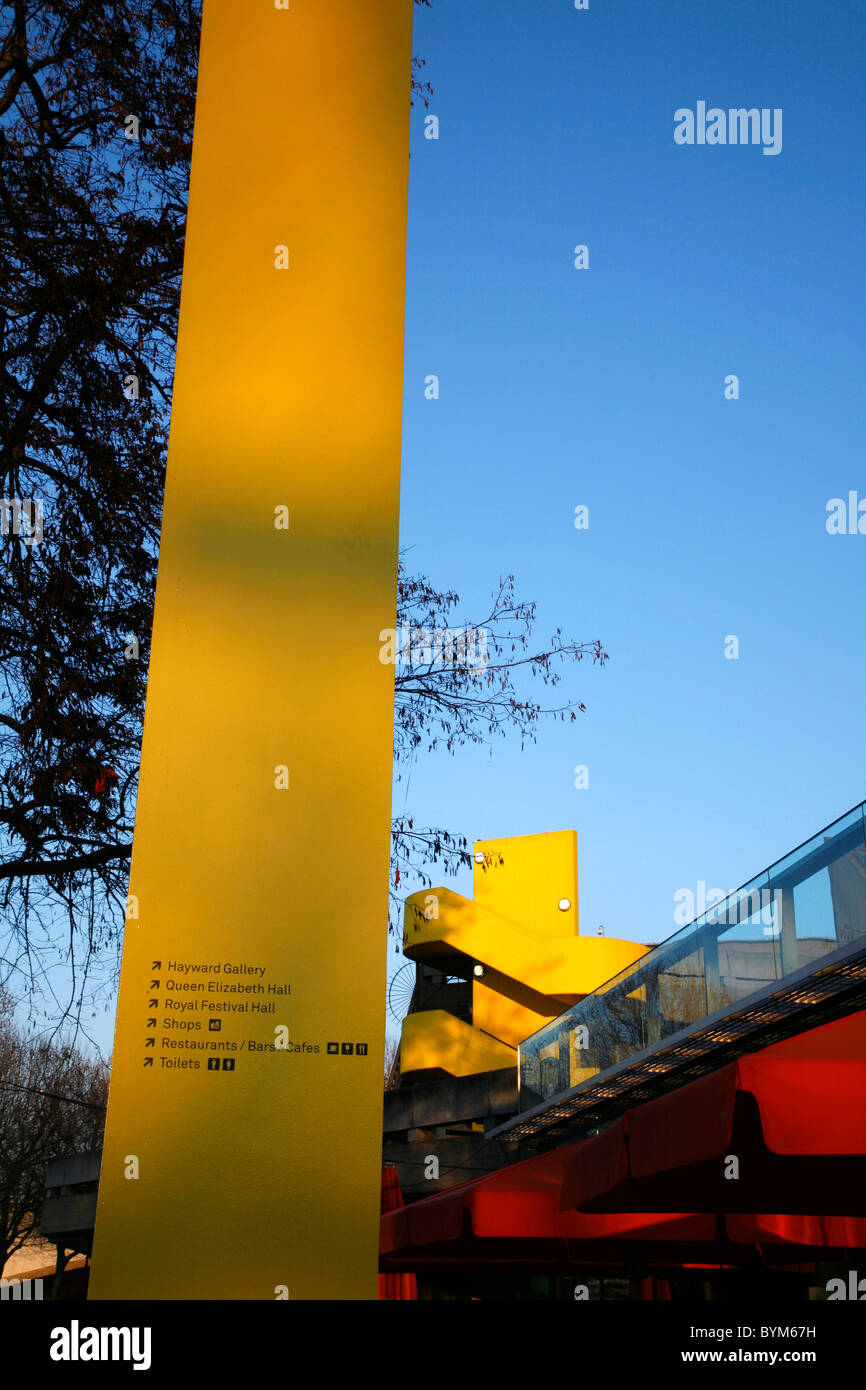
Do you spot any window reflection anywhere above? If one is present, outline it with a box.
[520,804,866,1106]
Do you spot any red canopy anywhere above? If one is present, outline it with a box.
[380,1145,762,1273]
[380,1011,866,1274]
[382,1143,714,1248]
[560,1010,866,1217]
[378,1165,418,1300]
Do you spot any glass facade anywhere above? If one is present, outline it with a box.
[519,802,866,1108]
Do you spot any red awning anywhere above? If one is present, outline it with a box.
[560,1010,866,1218]
[380,1144,750,1273]
[378,1166,418,1300]
[382,1142,715,1248]
[381,1012,866,1272]
[727,1212,866,1251]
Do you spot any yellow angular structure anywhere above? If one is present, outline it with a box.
[400,830,649,1079]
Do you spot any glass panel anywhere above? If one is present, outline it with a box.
[518,801,866,1109]
[658,944,706,1036]
[827,841,866,946]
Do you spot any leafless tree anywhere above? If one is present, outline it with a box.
[0,991,108,1274]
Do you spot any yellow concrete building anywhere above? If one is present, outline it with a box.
[399,830,650,1081]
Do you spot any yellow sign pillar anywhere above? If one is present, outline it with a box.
[89,0,412,1300]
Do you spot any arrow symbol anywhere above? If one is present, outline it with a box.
[145,1038,155,1048]
[149,999,158,1009]
[152,961,162,970]
[150,980,160,989]
[147,1019,156,1029]
[143,1057,153,1068]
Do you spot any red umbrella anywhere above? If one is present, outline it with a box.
[378,1165,418,1300]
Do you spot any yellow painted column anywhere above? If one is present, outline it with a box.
[89,0,412,1300]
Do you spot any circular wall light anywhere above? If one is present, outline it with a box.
[473,852,486,865]
[558,898,572,911]
[473,964,485,978]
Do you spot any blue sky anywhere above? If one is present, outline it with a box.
[393,0,865,975]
